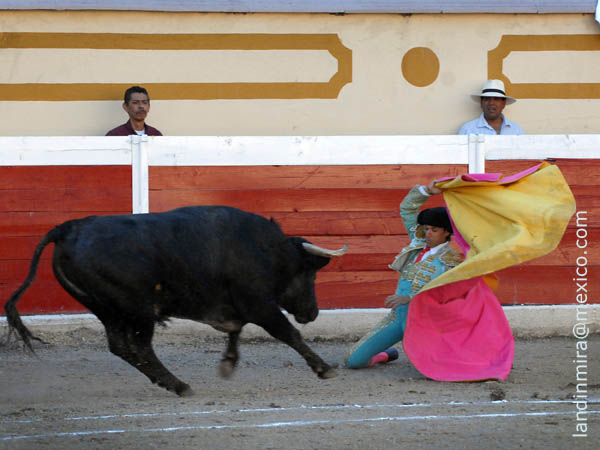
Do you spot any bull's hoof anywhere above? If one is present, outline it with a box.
[318,368,338,379]
[219,360,235,379]
[176,384,195,397]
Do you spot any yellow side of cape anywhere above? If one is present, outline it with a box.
[422,162,576,292]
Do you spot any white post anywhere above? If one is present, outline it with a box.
[468,134,486,173]
[131,134,149,214]
[476,134,486,173]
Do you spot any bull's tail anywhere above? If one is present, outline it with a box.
[3,226,63,352]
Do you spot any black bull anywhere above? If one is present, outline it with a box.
[3,206,348,396]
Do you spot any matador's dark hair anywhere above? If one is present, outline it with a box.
[417,207,453,235]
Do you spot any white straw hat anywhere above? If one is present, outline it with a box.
[471,79,516,105]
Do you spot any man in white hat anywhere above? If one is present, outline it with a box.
[458,79,523,135]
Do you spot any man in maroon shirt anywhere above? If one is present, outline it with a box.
[106,86,163,136]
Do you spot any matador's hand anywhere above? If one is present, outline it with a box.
[426,180,442,195]
[384,294,411,309]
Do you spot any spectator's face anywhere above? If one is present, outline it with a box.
[424,225,450,248]
[123,92,150,122]
[480,96,506,122]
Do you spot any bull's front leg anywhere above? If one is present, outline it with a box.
[219,330,240,378]
[255,311,337,379]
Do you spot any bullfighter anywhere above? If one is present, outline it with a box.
[345,180,462,368]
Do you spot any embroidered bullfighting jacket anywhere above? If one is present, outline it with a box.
[389,185,463,298]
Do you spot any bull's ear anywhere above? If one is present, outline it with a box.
[304,252,331,270]
[287,238,326,270]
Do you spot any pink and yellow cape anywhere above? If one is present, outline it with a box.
[403,162,576,381]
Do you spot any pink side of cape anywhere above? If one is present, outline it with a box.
[403,277,514,381]
[436,163,542,184]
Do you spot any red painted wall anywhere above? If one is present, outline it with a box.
[1,160,597,315]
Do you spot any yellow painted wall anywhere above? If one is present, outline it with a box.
[0,11,599,136]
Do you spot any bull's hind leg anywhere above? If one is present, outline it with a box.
[219,330,240,378]
[52,259,193,396]
[102,319,194,397]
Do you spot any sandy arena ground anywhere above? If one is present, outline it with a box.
[1,327,598,449]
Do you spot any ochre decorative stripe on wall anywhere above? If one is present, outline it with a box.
[489,34,600,99]
[0,32,352,100]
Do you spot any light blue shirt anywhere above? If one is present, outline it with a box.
[458,113,523,135]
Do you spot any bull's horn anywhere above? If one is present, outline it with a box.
[302,243,348,258]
